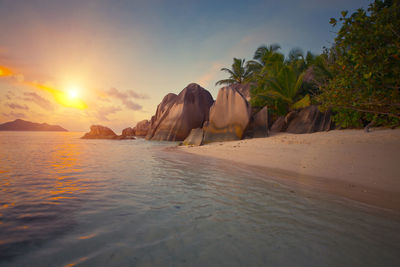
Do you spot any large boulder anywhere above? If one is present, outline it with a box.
[121,127,135,137]
[146,93,178,140]
[147,83,214,141]
[270,116,286,132]
[252,106,269,138]
[203,85,251,143]
[81,125,118,139]
[270,110,298,132]
[286,105,334,134]
[182,128,204,146]
[135,120,150,136]
[230,83,251,102]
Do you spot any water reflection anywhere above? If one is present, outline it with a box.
[0,132,92,261]
[1,133,400,267]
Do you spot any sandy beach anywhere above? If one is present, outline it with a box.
[179,129,400,213]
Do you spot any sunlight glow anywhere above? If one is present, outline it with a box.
[0,66,13,77]
[67,87,79,99]
[28,82,88,110]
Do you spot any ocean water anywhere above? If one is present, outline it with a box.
[0,132,399,267]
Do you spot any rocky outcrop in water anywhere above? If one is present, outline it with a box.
[203,85,251,143]
[146,83,214,141]
[81,125,118,139]
[121,127,135,137]
[134,120,150,136]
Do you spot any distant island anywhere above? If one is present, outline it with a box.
[0,119,68,132]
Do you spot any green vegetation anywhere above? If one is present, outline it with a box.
[216,0,400,128]
[215,58,252,86]
[318,0,400,127]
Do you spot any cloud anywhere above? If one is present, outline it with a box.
[6,102,29,110]
[22,92,54,110]
[105,87,146,110]
[6,90,15,100]
[122,99,142,110]
[127,90,149,100]
[95,105,122,121]
[107,87,126,99]
[2,111,26,119]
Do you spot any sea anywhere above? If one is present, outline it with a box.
[0,131,400,267]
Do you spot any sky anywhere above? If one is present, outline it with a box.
[0,0,371,132]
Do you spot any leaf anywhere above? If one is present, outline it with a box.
[291,94,311,110]
[363,72,372,79]
[341,11,348,18]
[330,18,337,26]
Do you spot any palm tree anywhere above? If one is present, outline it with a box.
[252,62,310,114]
[215,58,251,86]
[246,44,283,76]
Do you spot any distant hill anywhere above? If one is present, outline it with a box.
[0,119,68,132]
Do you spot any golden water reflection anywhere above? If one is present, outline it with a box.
[46,142,87,203]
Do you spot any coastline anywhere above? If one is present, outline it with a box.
[177,129,400,214]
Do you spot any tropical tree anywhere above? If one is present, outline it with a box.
[249,44,311,115]
[251,62,309,115]
[317,0,400,128]
[246,44,284,78]
[215,58,252,86]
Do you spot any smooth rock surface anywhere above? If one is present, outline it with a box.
[230,83,251,102]
[147,83,214,141]
[135,120,150,136]
[81,125,118,139]
[121,127,135,137]
[203,85,251,143]
[252,106,269,138]
[146,93,178,140]
[286,105,334,134]
[182,128,204,146]
[270,116,286,132]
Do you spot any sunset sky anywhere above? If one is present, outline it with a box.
[0,0,370,132]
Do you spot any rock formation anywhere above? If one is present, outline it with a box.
[252,106,269,138]
[146,93,178,140]
[230,83,251,102]
[81,125,118,139]
[286,105,334,134]
[270,110,298,132]
[182,128,204,146]
[121,127,135,137]
[134,120,150,136]
[146,83,214,141]
[270,116,286,132]
[203,85,251,143]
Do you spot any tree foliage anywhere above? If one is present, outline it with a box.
[250,46,315,115]
[317,0,400,127]
[215,58,252,86]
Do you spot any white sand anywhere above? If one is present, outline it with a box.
[179,129,400,212]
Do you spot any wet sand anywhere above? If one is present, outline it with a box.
[178,129,400,214]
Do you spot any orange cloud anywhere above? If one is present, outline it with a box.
[0,66,13,77]
[27,82,88,110]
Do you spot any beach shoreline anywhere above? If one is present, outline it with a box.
[176,129,400,215]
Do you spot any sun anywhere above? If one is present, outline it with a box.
[67,86,80,99]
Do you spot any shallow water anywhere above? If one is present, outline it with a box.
[0,131,399,267]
